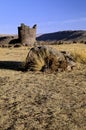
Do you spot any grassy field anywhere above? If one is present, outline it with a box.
[52,43,86,64]
[0,44,86,130]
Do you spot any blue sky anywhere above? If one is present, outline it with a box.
[0,0,86,34]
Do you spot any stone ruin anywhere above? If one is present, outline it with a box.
[0,23,37,47]
[22,45,76,72]
[18,23,37,46]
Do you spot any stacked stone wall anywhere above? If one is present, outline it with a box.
[18,23,37,45]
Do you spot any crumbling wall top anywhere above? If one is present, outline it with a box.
[18,23,37,45]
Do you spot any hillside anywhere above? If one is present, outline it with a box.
[1,30,86,46]
[36,30,86,42]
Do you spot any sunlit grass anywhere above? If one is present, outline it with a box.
[29,53,45,71]
[71,48,86,64]
[24,49,46,71]
[52,43,86,64]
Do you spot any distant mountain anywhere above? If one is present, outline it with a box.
[1,30,86,46]
[36,30,86,42]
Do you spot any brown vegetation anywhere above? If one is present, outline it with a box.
[0,44,86,130]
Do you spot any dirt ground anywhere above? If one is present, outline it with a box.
[0,46,86,130]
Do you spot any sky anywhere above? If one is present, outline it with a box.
[0,0,86,34]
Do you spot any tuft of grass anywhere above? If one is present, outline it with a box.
[30,53,45,71]
[24,49,46,71]
[52,43,86,64]
[71,49,86,64]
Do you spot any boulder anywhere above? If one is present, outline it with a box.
[23,46,76,72]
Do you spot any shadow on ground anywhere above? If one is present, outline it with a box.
[0,61,22,71]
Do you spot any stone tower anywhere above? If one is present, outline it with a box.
[18,23,37,45]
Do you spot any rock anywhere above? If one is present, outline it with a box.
[23,46,76,72]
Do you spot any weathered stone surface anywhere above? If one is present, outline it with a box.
[23,46,76,72]
[0,35,18,46]
[18,23,37,46]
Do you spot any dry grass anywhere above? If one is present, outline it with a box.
[71,49,86,64]
[0,44,86,130]
[52,43,86,64]
[24,46,51,71]
[28,53,45,71]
